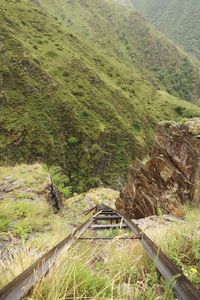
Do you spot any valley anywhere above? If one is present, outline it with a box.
[0,1,200,299]
[1,0,200,192]
[130,0,200,60]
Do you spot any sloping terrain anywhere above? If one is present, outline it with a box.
[0,0,200,192]
[130,0,200,60]
[0,164,200,299]
[117,118,200,218]
[37,0,200,103]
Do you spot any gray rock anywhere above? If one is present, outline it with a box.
[0,180,19,192]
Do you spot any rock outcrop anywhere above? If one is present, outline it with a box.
[116,118,200,218]
[45,176,64,212]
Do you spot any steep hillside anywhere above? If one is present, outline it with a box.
[130,0,200,60]
[38,0,200,103]
[1,0,200,192]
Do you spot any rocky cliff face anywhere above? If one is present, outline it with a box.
[116,118,200,218]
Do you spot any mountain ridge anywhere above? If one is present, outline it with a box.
[37,0,200,103]
[1,0,200,192]
[130,0,200,60]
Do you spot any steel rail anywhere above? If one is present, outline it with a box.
[0,205,200,300]
[78,237,140,240]
[104,206,200,300]
[0,215,96,300]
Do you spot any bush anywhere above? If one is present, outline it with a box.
[68,137,78,145]
[0,216,9,232]
[80,110,89,118]
[175,106,184,115]
[132,121,141,131]
[46,50,58,58]
[72,90,84,96]
[49,166,72,198]
[12,221,32,239]
[63,71,70,77]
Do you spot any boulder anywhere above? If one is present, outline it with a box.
[116,118,200,218]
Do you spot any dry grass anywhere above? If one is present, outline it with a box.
[1,203,200,299]
[171,204,186,218]
[0,164,199,299]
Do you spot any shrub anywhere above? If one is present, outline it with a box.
[175,106,184,115]
[80,110,89,118]
[72,90,84,96]
[12,221,32,239]
[68,137,78,145]
[49,166,72,198]
[46,50,58,58]
[0,216,9,232]
[62,71,70,77]
[132,121,141,131]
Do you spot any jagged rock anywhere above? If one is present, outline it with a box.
[45,177,64,212]
[116,118,200,218]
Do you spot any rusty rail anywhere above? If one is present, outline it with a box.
[105,205,200,300]
[0,215,96,300]
[0,205,200,300]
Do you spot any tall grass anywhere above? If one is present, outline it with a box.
[0,193,199,299]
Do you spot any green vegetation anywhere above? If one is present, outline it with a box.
[0,199,51,238]
[49,166,72,197]
[32,206,200,299]
[0,164,68,240]
[38,0,200,103]
[0,0,200,192]
[130,0,200,60]
[1,200,200,299]
[0,164,200,299]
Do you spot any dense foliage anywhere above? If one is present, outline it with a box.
[0,0,200,192]
[130,0,200,60]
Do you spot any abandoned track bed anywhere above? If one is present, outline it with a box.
[0,205,200,300]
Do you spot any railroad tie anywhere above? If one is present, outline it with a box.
[90,223,128,230]
[1,204,200,300]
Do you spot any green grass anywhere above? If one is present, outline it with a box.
[0,165,199,299]
[0,164,70,240]
[38,0,200,103]
[1,206,200,299]
[130,0,200,60]
[0,0,200,192]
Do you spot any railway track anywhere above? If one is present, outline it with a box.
[0,205,200,300]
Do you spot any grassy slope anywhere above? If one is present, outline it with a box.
[0,164,200,299]
[38,0,200,103]
[130,0,200,60]
[0,0,200,192]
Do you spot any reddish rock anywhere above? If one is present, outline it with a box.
[116,118,200,219]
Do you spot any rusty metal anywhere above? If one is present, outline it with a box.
[106,205,200,300]
[78,237,140,240]
[0,215,96,300]
[90,223,128,230]
[94,215,121,220]
[99,210,117,214]
[0,205,200,300]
